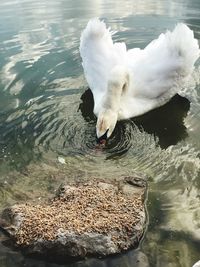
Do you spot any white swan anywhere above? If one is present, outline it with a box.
[80,19,200,140]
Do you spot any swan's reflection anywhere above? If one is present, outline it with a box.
[79,89,190,149]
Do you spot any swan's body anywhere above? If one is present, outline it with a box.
[80,19,200,139]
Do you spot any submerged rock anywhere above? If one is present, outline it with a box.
[0,176,147,258]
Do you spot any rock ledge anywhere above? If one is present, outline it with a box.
[0,177,147,258]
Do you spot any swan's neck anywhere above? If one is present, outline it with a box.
[102,65,129,113]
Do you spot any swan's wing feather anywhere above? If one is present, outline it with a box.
[80,19,126,97]
[128,23,200,99]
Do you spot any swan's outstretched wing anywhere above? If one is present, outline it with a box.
[128,24,200,99]
[80,19,126,113]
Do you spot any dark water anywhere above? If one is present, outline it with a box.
[0,0,200,266]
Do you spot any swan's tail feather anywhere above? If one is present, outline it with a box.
[79,19,126,100]
[79,19,114,94]
[80,18,113,54]
[129,23,199,99]
[143,23,200,81]
[166,23,200,75]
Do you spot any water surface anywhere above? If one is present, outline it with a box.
[0,0,200,266]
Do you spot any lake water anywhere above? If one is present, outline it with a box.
[0,0,200,266]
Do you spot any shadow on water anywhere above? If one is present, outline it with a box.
[79,89,96,122]
[79,89,190,149]
[132,94,190,149]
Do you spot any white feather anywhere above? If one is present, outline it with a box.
[80,19,127,115]
[80,19,200,136]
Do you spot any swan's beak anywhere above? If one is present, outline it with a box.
[97,129,109,144]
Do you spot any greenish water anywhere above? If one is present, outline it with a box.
[0,0,200,266]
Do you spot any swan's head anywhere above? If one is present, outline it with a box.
[96,109,117,142]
